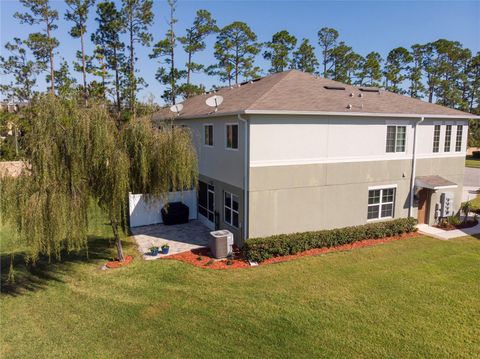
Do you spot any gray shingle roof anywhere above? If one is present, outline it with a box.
[152,70,477,120]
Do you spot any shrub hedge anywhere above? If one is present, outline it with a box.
[243,217,418,262]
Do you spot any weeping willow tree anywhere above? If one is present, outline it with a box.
[1,95,197,269]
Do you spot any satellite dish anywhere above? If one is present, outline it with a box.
[170,103,183,115]
[205,95,223,112]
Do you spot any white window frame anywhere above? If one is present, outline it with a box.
[433,124,441,153]
[444,124,452,152]
[225,123,239,151]
[203,123,214,147]
[198,182,215,223]
[224,191,239,228]
[455,125,463,152]
[385,125,407,153]
[367,185,396,221]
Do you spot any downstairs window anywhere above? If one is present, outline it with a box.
[367,187,396,220]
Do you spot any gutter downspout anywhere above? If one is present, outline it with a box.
[237,114,249,242]
[409,116,424,217]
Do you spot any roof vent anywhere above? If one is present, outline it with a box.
[324,85,346,90]
[349,92,354,97]
[347,104,352,109]
[359,93,364,97]
[240,78,261,86]
[359,87,380,93]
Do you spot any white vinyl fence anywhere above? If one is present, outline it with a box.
[128,190,197,228]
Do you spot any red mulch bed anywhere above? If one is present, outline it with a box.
[434,219,478,231]
[164,232,420,270]
[106,255,134,268]
[166,247,250,269]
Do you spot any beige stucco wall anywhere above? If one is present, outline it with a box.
[176,116,245,189]
[248,156,465,238]
[249,115,468,167]
[174,113,468,240]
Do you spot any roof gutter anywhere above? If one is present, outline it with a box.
[168,109,480,121]
[244,109,480,120]
[409,116,424,218]
[237,114,249,243]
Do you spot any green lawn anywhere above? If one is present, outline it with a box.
[1,215,480,358]
[466,156,480,168]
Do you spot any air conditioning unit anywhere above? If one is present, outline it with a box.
[440,192,454,217]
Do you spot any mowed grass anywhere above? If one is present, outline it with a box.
[1,213,480,358]
[471,192,480,210]
[465,156,480,168]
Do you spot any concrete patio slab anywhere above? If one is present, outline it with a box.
[131,220,211,260]
[417,222,480,240]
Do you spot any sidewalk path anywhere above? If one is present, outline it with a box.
[417,223,480,240]
[464,167,480,187]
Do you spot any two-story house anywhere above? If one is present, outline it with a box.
[153,70,478,246]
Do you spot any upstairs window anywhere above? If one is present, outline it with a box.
[226,124,238,149]
[444,125,452,152]
[455,125,463,152]
[204,124,213,146]
[386,125,406,153]
[433,125,441,153]
[367,187,395,220]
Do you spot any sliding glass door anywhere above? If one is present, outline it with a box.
[198,181,215,229]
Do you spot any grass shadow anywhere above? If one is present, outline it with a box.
[1,234,134,296]
[470,233,480,240]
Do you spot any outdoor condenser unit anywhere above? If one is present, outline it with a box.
[440,192,454,217]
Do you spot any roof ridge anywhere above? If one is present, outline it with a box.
[245,70,295,111]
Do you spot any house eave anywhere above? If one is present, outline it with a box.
[243,109,480,120]
[172,109,479,121]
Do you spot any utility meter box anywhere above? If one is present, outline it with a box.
[440,192,454,217]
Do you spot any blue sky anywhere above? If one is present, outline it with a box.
[1,0,479,104]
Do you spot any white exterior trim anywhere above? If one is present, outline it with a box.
[243,109,479,120]
[250,153,466,168]
[385,119,410,125]
[368,184,398,190]
[173,110,480,121]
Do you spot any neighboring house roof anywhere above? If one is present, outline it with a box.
[152,70,479,121]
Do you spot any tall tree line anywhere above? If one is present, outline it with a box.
[1,1,479,116]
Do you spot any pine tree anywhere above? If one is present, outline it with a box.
[15,0,59,95]
[0,38,44,102]
[65,0,95,104]
[432,39,470,108]
[408,44,426,99]
[317,27,339,78]
[328,42,362,84]
[383,47,412,93]
[358,51,383,87]
[466,52,480,114]
[92,1,126,111]
[292,38,319,73]
[213,21,261,85]
[150,0,185,104]
[46,60,77,99]
[178,9,218,87]
[263,30,297,73]
[121,0,153,116]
